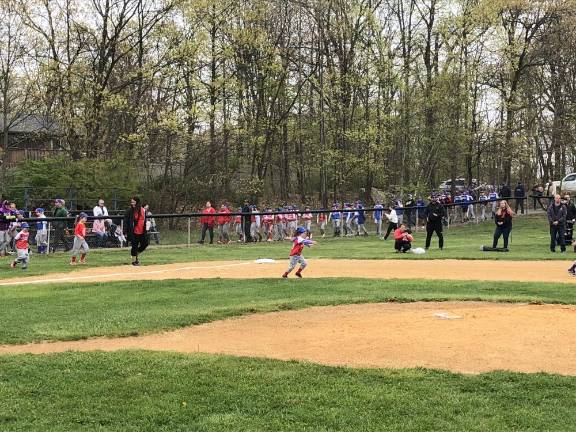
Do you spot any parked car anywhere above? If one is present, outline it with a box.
[556,173,576,194]
[438,178,477,192]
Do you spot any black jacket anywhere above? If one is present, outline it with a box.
[500,185,511,198]
[513,185,525,198]
[495,211,513,229]
[547,203,567,226]
[425,202,446,222]
[124,206,148,239]
[566,202,576,221]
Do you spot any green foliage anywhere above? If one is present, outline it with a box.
[4,157,139,209]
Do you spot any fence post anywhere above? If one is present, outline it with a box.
[47,222,51,253]
[120,220,124,248]
[187,217,191,247]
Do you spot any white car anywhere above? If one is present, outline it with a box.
[557,173,576,194]
[438,178,477,192]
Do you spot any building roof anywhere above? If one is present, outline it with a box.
[0,115,59,134]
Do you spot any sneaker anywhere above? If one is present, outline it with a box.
[10,261,16,268]
[70,261,77,266]
[132,261,140,266]
[568,269,575,276]
[282,273,288,279]
[80,260,87,265]
[295,272,302,278]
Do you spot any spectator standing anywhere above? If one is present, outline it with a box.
[35,208,48,254]
[492,200,514,250]
[563,195,576,248]
[144,204,160,245]
[329,204,342,237]
[124,196,149,265]
[0,201,16,257]
[425,195,446,250]
[499,184,512,199]
[242,200,252,242]
[383,206,399,240]
[513,182,526,214]
[317,209,327,238]
[356,201,368,236]
[404,195,416,228]
[547,194,567,253]
[217,203,232,244]
[198,201,216,244]
[52,199,70,252]
[373,201,384,236]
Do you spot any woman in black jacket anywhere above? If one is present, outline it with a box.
[493,200,514,250]
[124,197,148,266]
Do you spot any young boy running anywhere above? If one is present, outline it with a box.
[282,226,316,279]
[10,222,30,270]
[71,212,89,265]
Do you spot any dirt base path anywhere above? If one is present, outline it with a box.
[1,259,575,286]
[2,301,576,375]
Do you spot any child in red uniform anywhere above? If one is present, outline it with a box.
[217,204,232,244]
[71,212,89,265]
[282,227,316,278]
[393,223,413,253]
[10,222,30,270]
[262,207,274,241]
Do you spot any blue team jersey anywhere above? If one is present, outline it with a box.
[488,192,498,201]
[374,205,384,220]
[331,211,341,220]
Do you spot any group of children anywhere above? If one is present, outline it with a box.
[5,210,90,270]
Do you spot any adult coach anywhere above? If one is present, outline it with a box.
[198,201,216,244]
[242,200,252,242]
[124,196,148,266]
[425,195,446,250]
[547,194,567,253]
[52,199,70,252]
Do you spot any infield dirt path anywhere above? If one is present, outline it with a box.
[2,301,576,375]
[0,258,575,286]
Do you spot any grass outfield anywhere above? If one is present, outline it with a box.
[1,351,576,431]
[1,278,575,344]
[0,213,571,279]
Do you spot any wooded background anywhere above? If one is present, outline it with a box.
[1,0,575,210]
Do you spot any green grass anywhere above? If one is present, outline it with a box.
[1,278,575,344]
[0,213,571,279]
[1,351,576,431]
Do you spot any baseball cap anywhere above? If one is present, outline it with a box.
[78,212,88,219]
[35,208,45,213]
[20,222,29,228]
[296,227,306,234]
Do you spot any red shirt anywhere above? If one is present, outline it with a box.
[217,208,232,225]
[133,208,146,235]
[15,231,29,250]
[200,207,216,226]
[262,214,274,224]
[75,222,87,239]
[393,228,413,242]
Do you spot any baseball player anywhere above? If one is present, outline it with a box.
[282,226,316,279]
[10,222,30,270]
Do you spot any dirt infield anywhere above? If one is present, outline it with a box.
[1,258,575,286]
[2,301,576,375]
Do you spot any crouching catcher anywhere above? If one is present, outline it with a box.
[282,226,316,278]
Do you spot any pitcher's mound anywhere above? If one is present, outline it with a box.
[3,301,576,375]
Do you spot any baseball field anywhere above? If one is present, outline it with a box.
[2,214,576,431]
